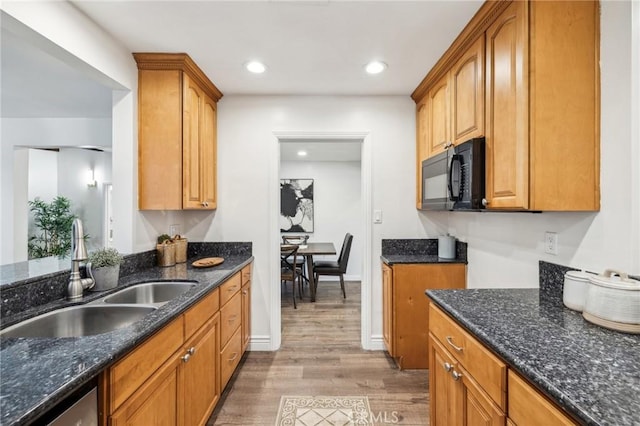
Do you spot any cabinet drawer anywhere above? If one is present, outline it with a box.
[220,273,242,306]
[184,287,219,339]
[508,371,577,426]
[108,316,184,411]
[241,265,251,286]
[220,327,242,389]
[429,303,506,409]
[220,292,242,346]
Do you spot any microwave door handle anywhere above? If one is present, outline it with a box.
[448,154,462,201]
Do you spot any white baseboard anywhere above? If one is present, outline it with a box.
[316,274,361,282]
[368,334,386,351]
[247,335,272,351]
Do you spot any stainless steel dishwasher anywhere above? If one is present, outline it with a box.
[47,387,97,426]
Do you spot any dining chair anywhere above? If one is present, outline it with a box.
[313,233,353,299]
[282,235,309,287]
[281,244,303,309]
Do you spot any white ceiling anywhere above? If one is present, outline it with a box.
[0,15,113,118]
[71,0,484,96]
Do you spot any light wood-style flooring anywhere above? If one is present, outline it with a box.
[208,279,429,425]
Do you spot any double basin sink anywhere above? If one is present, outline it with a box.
[0,281,197,339]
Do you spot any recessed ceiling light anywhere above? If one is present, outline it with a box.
[365,60,387,75]
[245,61,266,74]
[297,150,308,157]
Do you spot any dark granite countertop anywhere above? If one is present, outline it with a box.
[380,238,468,265]
[381,254,467,265]
[0,253,253,426]
[426,288,640,426]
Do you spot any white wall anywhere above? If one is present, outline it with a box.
[420,1,640,288]
[0,2,139,262]
[209,95,427,348]
[280,161,362,280]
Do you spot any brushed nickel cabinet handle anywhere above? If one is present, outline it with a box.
[228,352,239,362]
[443,362,453,372]
[182,353,191,363]
[446,336,464,352]
[188,347,196,355]
[452,370,463,381]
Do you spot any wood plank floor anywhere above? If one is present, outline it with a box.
[208,280,429,425]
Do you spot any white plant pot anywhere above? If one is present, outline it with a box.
[91,264,120,291]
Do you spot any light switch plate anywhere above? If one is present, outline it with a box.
[374,210,383,224]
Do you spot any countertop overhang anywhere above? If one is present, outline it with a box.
[427,288,640,426]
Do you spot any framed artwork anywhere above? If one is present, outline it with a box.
[280,179,314,233]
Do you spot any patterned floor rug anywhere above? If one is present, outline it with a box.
[275,395,372,426]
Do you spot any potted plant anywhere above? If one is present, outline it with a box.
[88,247,123,291]
[157,234,176,267]
[27,196,78,259]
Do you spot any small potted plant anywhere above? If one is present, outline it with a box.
[157,234,176,267]
[88,247,123,291]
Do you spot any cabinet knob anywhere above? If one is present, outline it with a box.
[443,362,453,372]
[482,198,489,207]
[201,201,209,207]
[188,347,196,356]
[452,370,463,381]
[182,353,191,363]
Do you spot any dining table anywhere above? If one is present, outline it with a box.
[296,242,336,302]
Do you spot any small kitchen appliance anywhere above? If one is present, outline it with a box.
[421,138,485,211]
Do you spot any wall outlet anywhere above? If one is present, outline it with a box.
[544,232,558,255]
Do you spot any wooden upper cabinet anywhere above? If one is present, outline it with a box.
[135,53,222,210]
[412,0,599,212]
[451,35,485,145]
[427,74,451,157]
[485,0,529,210]
[415,98,429,208]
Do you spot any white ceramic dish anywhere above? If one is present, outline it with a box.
[583,269,640,333]
[563,270,595,312]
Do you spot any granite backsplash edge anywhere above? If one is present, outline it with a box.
[0,242,251,321]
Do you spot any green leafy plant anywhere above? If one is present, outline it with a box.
[28,196,77,259]
[157,234,172,244]
[88,247,123,268]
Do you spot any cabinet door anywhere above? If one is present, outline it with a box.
[241,282,251,353]
[485,0,529,210]
[460,365,505,426]
[183,73,205,209]
[182,314,220,426]
[415,98,429,208]
[110,355,181,426]
[429,337,458,426]
[452,35,485,144]
[201,93,217,209]
[428,74,451,157]
[382,264,394,357]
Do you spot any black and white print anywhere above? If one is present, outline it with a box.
[280,179,314,233]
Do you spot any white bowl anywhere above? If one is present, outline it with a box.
[563,270,595,312]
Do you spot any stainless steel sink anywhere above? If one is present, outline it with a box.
[102,281,196,306]
[0,305,157,338]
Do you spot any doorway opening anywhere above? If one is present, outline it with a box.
[270,132,373,351]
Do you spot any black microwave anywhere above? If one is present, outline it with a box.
[421,137,485,211]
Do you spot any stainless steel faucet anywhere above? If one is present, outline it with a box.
[67,218,94,301]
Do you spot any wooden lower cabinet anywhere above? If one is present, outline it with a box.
[382,262,466,369]
[101,262,253,426]
[429,303,577,426]
[241,281,251,352]
[508,371,576,426]
[182,315,220,426]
